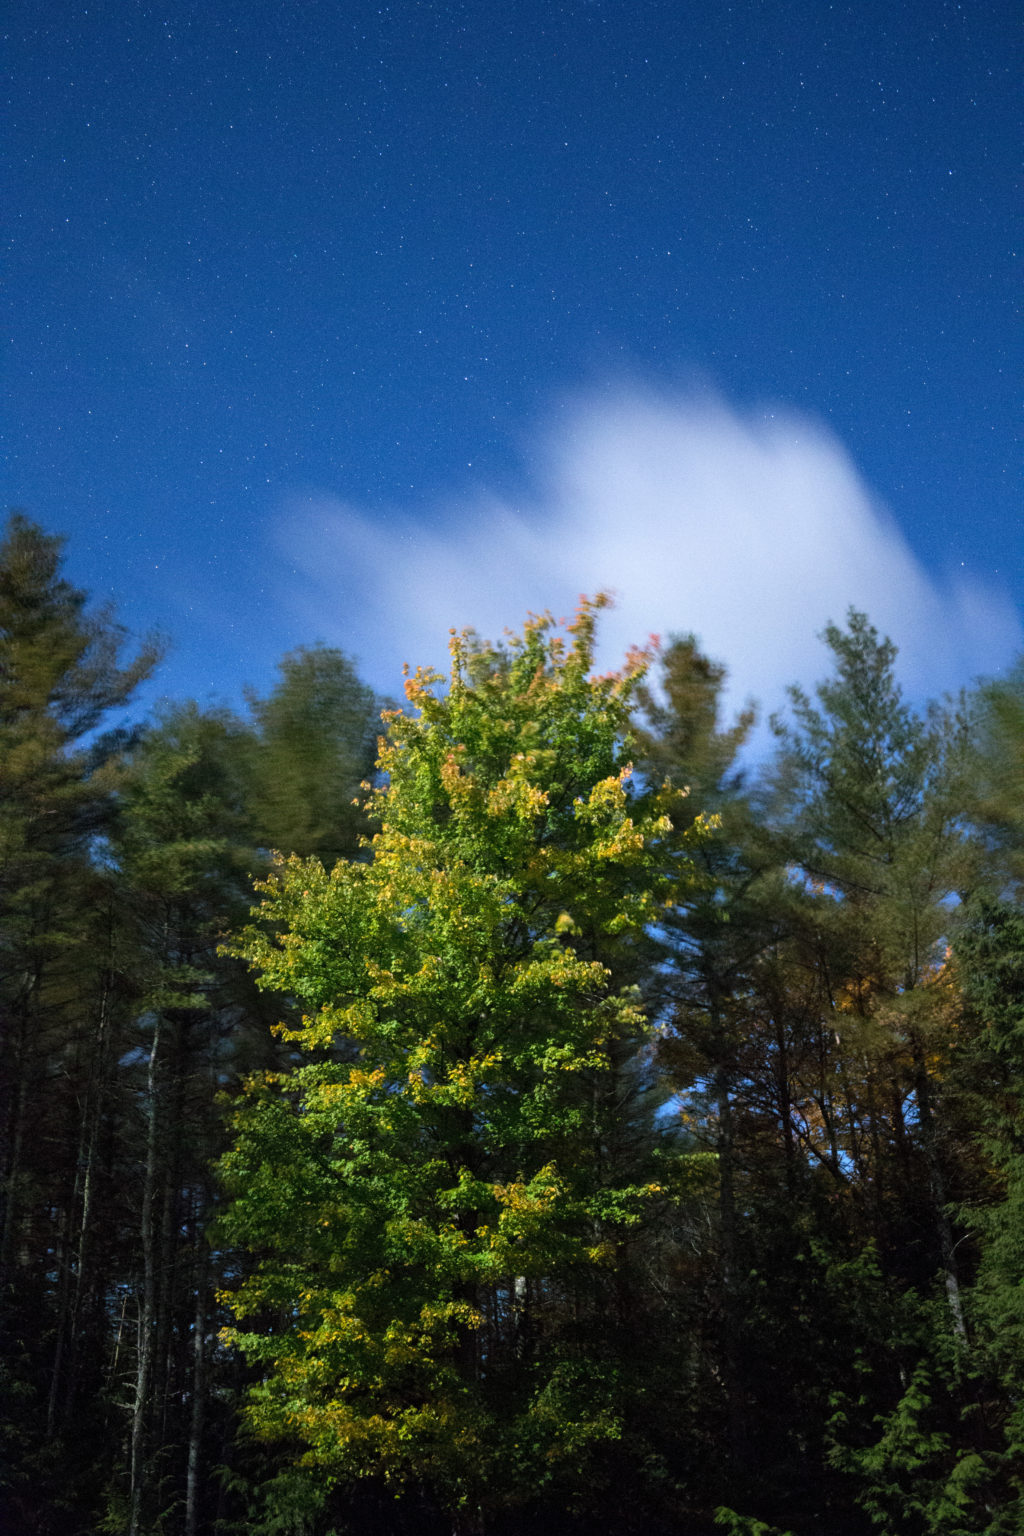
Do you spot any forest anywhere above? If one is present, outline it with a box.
[1,509,1022,1536]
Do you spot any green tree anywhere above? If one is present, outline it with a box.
[634,639,864,1528]
[247,644,380,867]
[968,659,1024,896]
[219,602,702,1534]
[637,618,984,1532]
[633,637,765,1492]
[945,899,1024,1531]
[110,702,266,1536]
[0,514,159,1524]
[760,614,991,1535]
[767,610,977,1333]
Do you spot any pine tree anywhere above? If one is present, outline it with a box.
[759,613,991,1535]
[0,513,159,1525]
[110,702,263,1536]
[767,610,976,1332]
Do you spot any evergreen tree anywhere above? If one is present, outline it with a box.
[969,659,1024,895]
[634,638,859,1528]
[633,635,763,1499]
[757,614,991,1535]
[824,897,1024,1536]
[109,702,265,1536]
[950,900,1024,1530]
[766,610,976,1328]
[0,512,159,1527]
[246,644,380,867]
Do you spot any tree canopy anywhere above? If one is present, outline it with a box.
[219,603,706,1533]
[2,514,1023,1536]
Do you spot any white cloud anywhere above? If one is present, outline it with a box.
[276,388,1021,726]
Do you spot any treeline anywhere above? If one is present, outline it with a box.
[0,513,1022,1536]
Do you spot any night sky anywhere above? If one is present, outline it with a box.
[4,0,1020,721]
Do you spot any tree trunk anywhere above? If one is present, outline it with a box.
[0,992,33,1300]
[713,1053,747,1472]
[130,1012,162,1536]
[48,968,112,1433]
[185,1201,207,1536]
[452,1508,486,1536]
[912,1043,968,1348]
[61,971,110,1424]
[45,1197,72,1437]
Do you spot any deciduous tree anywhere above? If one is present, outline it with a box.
[219,602,702,1534]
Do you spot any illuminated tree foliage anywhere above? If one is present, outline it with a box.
[5,515,1024,1536]
[218,603,704,1533]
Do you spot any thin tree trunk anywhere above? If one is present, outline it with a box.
[130,1011,162,1536]
[154,1145,177,1451]
[713,1048,746,1472]
[452,1507,486,1536]
[185,1202,207,1536]
[512,1273,529,1358]
[61,975,109,1423]
[45,1197,72,1436]
[773,1017,797,1196]
[716,1065,738,1294]
[48,967,112,1433]
[0,994,33,1299]
[912,1043,968,1347]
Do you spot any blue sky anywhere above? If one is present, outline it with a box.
[4,0,1020,722]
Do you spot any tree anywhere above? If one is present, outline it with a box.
[634,638,861,1527]
[766,611,977,1331]
[748,613,997,1534]
[218,602,701,1534]
[633,637,763,1490]
[0,512,159,1526]
[110,702,266,1536]
[947,900,1024,1530]
[246,644,380,868]
[966,659,1024,898]
[636,618,983,1531]
[822,897,1024,1536]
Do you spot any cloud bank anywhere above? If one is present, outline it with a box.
[277,389,1020,726]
